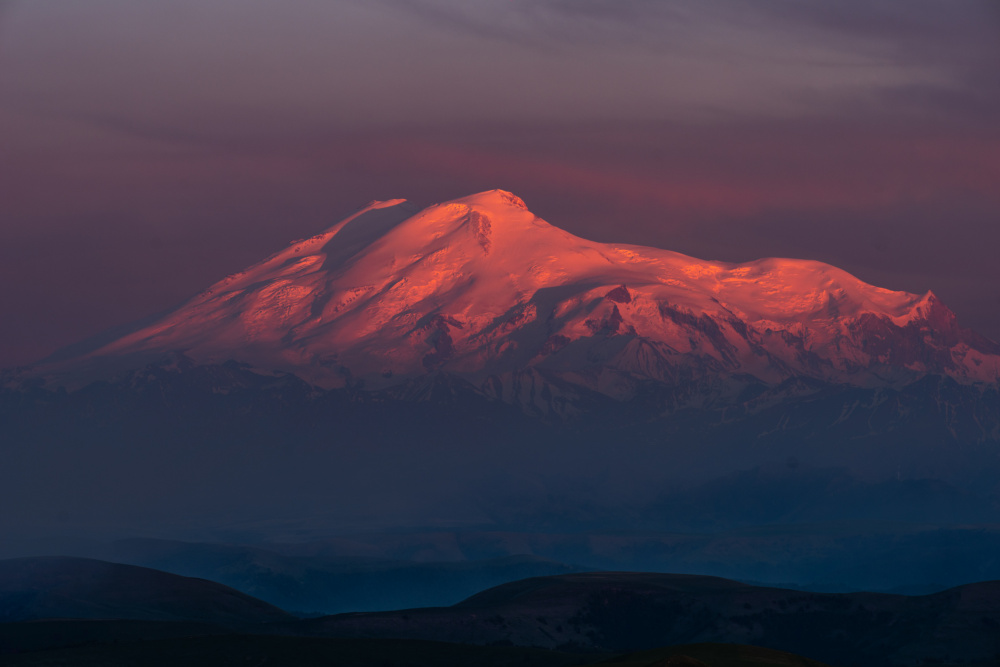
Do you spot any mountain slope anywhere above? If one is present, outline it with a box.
[33,190,1000,412]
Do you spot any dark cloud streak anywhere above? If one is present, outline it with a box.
[378,0,1000,123]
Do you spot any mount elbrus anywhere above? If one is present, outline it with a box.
[6,190,1000,529]
[30,189,1000,406]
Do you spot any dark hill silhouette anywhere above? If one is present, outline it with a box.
[285,572,1000,666]
[0,557,291,625]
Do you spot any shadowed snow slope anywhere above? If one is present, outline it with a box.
[36,190,1000,406]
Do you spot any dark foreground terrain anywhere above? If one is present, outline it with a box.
[0,633,835,667]
[2,558,1000,666]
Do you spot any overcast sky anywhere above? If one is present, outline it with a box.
[2,0,999,366]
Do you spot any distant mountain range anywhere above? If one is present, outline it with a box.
[96,539,582,615]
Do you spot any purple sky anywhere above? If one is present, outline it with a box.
[2,0,999,367]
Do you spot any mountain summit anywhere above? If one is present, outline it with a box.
[37,190,1000,408]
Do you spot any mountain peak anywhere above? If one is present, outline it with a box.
[450,189,529,210]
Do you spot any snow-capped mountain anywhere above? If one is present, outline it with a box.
[35,190,1000,410]
[7,190,1000,533]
